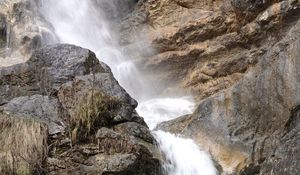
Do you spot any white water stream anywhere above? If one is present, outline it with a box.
[40,1,217,174]
[5,23,10,57]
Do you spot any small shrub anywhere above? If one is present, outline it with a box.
[71,91,120,143]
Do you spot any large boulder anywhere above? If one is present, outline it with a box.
[0,44,105,105]
[0,44,161,175]
[58,73,138,125]
[157,18,300,174]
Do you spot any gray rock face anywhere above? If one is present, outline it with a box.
[0,44,105,104]
[157,19,300,174]
[29,44,106,93]
[113,122,155,143]
[3,95,65,135]
[90,127,160,175]
[58,73,138,125]
[231,0,273,11]
[0,44,161,175]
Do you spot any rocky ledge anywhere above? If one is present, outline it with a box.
[0,44,161,175]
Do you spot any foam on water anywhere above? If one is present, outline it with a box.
[39,1,217,174]
[154,131,218,175]
[137,97,195,129]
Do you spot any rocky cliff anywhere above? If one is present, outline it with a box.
[117,0,300,174]
[121,0,300,100]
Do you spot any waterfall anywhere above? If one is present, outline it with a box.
[40,0,147,100]
[40,1,217,174]
[5,23,10,57]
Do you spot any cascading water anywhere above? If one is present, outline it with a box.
[40,0,146,100]
[5,23,10,57]
[137,97,195,130]
[154,131,217,175]
[40,1,217,174]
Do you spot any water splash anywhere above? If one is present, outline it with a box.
[137,97,195,129]
[154,131,218,175]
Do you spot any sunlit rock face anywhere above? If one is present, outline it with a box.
[118,0,300,174]
[121,0,300,101]
[157,18,300,175]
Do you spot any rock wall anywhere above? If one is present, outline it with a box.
[119,0,300,174]
[121,0,300,100]
[152,1,300,175]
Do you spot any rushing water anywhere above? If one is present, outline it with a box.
[154,131,217,175]
[5,23,10,56]
[137,97,195,130]
[40,1,217,174]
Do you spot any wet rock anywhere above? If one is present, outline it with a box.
[85,152,159,175]
[47,126,161,175]
[96,127,139,154]
[231,0,273,11]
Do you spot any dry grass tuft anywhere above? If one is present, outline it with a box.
[71,91,120,143]
[0,114,48,175]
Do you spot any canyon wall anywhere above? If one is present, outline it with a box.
[119,0,300,174]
